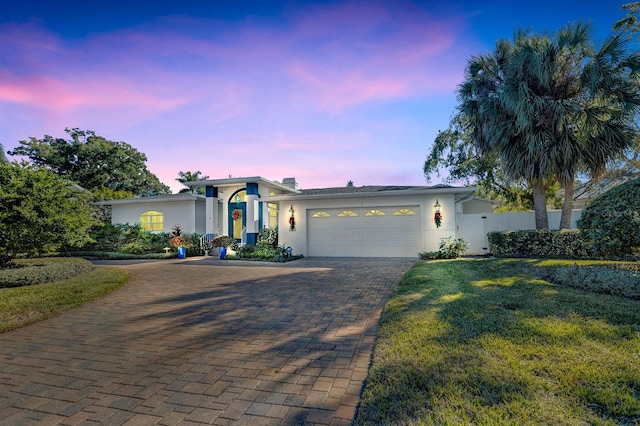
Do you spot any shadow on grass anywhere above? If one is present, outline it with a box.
[355,258,640,425]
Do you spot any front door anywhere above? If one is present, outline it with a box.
[229,203,246,242]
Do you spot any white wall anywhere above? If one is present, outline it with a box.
[277,193,460,256]
[458,209,583,255]
[111,200,202,234]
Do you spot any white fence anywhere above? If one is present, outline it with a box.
[458,210,583,255]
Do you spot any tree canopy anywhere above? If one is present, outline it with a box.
[8,128,170,197]
[176,170,209,194]
[0,162,100,266]
[428,21,640,229]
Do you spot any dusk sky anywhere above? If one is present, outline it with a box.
[0,1,630,193]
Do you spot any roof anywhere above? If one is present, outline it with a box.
[264,184,476,201]
[186,176,299,194]
[95,192,204,206]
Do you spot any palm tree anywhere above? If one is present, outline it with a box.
[459,23,640,229]
[0,143,6,163]
[176,170,209,194]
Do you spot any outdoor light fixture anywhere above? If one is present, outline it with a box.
[434,199,442,228]
[288,205,296,231]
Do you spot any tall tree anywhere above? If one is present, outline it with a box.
[424,112,563,211]
[0,162,99,266]
[457,23,640,229]
[176,170,209,194]
[8,128,170,197]
[0,143,6,163]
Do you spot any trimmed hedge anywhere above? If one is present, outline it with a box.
[488,229,592,259]
[0,257,94,288]
[533,263,640,299]
[578,178,640,258]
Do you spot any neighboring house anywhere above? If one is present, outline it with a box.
[97,176,478,257]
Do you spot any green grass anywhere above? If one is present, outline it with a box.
[355,258,640,425]
[0,265,129,333]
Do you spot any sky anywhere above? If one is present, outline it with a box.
[0,0,631,193]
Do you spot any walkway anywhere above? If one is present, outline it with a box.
[0,257,415,425]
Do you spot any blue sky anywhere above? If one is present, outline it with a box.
[0,1,630,192]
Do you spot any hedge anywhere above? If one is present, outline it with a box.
[488,229,592,259]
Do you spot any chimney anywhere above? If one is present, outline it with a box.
[282,177,297,189]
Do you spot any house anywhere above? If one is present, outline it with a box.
[98,176,480,257]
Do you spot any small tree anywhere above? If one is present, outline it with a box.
[578,178,640,258]
[0,162,100,266]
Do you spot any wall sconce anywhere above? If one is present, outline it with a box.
[434,199,442,228]
[288,204,296,231]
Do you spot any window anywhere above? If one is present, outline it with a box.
[394,209,415,216]
[338,210,358,217]
[268,203,278,228]
[365,209,386,216]
[139,210,163,232]
[312,211,331,218]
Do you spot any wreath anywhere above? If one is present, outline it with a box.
[434,211,442,228]
[233,210,240,221]
[289,216,295,230]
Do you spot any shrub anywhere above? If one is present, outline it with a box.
[578,178,640,259]
[488,229,591,258]
[212,235,238,249]
[419,236,468,260]
[257,227,278,248]
[534,263,640,299]
[0,257,94,288]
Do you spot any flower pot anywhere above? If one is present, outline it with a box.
[219,247,227,259]
[177,247,187,259]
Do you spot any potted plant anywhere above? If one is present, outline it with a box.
[170,235,192,259]
[212,235,236,259]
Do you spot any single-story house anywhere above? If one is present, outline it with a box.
[98,176,487,257]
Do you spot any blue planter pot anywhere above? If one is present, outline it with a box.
[219,247,227,259]
[177,247,186,259]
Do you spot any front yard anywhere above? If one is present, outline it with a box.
[355,258,640,425]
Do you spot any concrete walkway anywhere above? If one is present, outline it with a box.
[0,257,415,425]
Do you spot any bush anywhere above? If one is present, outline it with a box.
[0,257,94,288]
[488,229,592,258]
[534,263,640,299]
[257,227,278,248]
[578,178,640,259]
[419,236,468,260]
[212,235,238,250]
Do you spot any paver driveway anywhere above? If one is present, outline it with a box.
[0,257,415,425]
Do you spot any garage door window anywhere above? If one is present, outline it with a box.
[312,211,331,218]
[365,209,386,216]
[394,208,415,215]
[338,210,358,217]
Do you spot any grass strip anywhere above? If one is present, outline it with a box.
[0,266,129,333]
[355,258,640,425]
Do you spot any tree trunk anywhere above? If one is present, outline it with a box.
[559,179,574,229]
[532,181,549,229]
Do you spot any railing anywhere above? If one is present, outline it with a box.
[199,233,217,254]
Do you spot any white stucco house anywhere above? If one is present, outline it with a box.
[98,176,486,257]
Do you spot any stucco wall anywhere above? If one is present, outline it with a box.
[111,200,203,234]
[458,209,583,254]
[276,193,459,256]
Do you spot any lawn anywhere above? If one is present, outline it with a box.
[0,262,129,333]
[355,258,640,425]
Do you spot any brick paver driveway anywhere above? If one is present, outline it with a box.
[0,257,415,425]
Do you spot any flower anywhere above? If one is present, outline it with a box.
[212,235,236,248]
[434,212,442,228]
[170,235,192,248]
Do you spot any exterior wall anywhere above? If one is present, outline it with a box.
[277,193,459,256]
[111,200,200,234]
[458,209,583,255]
[461,199,494,214]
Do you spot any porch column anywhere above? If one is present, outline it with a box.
[205,186,219,236]
[245,183,259,245]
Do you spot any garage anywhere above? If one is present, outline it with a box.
[307,206,421,257]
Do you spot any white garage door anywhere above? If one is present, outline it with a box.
[307,206,421,257]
